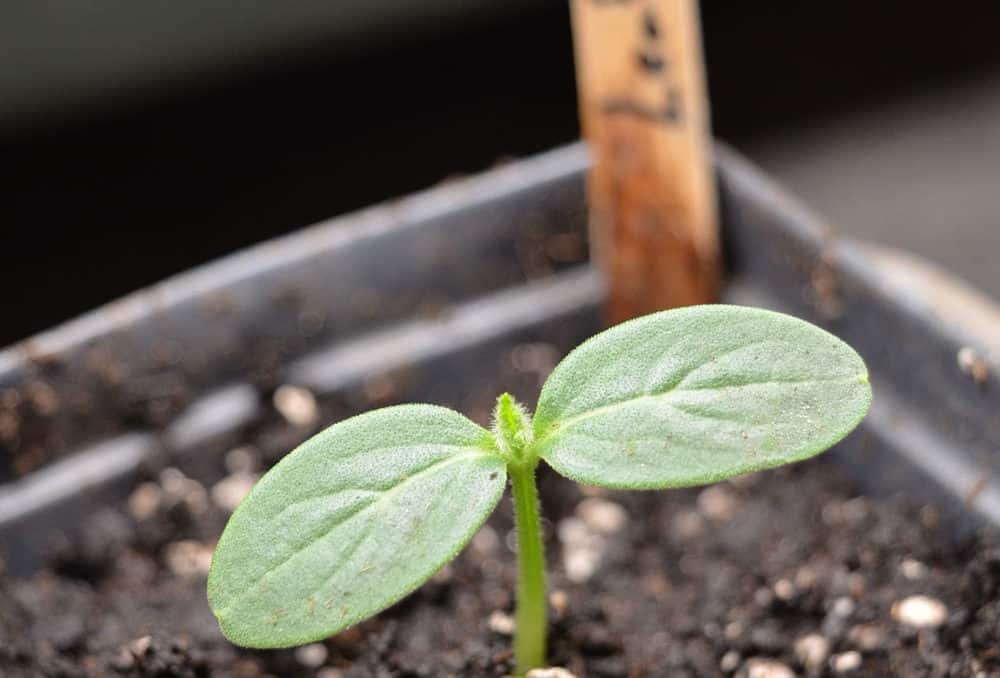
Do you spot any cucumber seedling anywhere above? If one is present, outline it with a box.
[208,305,871,675]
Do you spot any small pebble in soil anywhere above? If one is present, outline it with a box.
[163,540,213,578]
[742,657,795,678]
[549,590,569,616]
[753,587,774,608]
[720,650,741,673]
[822,595,856,639]
[724,621,744,641]
[472,525,500,556]
[160,468,209,516]
[794,633,830,670]
[110,647,136,672]
[892,595,948,628]
[129,636,152,658]
[957,346,989,384]
[224,445,259,473]
[847,623,884,651]
[524,668,578,678]
[839,497,870,524]
[211,471,258,512]
[773,578,796,601]
[899,557,928,580]
[674,509,705,539]
[795,565,818,590]
[557,517,607,583]
[127,482,162,521]
[575,498,627,534]
[831,650,862,673]
[920,504,941,530]
[697,485,738,522]
[830,596,856,618]
[316,669,345,678]
[563,545,600,583]
[294,643,328,668]
[847,571,867,597]
[488,610,516,635]
[273,384,319,427]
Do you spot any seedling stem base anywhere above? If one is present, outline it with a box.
[511,461,547,675]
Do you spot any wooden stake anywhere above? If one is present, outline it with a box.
[571,0,719,322]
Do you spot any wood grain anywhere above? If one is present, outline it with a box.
[571,0,719,322]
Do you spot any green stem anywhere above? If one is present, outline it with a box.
[510,461,547,675]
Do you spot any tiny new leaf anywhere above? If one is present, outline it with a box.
[208,405,506,648]
[532,305,871,488]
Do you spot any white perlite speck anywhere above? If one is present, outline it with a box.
[525,668,579,678]
[295,643,329,669]
[719,650,740,672]
[129,636,152,657]
[210,471,258,512]
[847,623,884,651]
[697,485,738,522]
[899,558,928,580]
[773,578,796,601]
[892,595,948,628]
[294,643,328,668]
[831,651,862,673]
[487,610,516,635]
[830,596,856,618]
[743,658,795,678]
[557,516,607,583]
[575,497,628,534]
[163,540,213,578]
[794,633,830,670]
[555,498,629,583]
[273,385,319,427]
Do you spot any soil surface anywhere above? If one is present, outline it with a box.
[1,385,999,678]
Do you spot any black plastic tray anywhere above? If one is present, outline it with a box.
[1,143,998,576]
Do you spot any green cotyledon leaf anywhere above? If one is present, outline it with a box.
[207,404,506,648]
[531,305,871,489]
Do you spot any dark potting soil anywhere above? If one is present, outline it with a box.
[1,381,999,678]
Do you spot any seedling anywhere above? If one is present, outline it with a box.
[208,305,871,674]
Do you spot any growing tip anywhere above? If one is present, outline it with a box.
[492,393,533,462]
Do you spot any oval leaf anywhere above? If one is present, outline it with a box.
[532,305,871,488]
[208,404,505,648]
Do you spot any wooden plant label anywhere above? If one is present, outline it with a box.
[571,0,719,322]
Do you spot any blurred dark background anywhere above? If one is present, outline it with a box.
[4,1,1000,346]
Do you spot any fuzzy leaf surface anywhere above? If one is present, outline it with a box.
[532,305,871,488]
[208,405,505,648]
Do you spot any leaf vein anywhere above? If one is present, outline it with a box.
[218,450,490,617]
[537,373,859,445]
